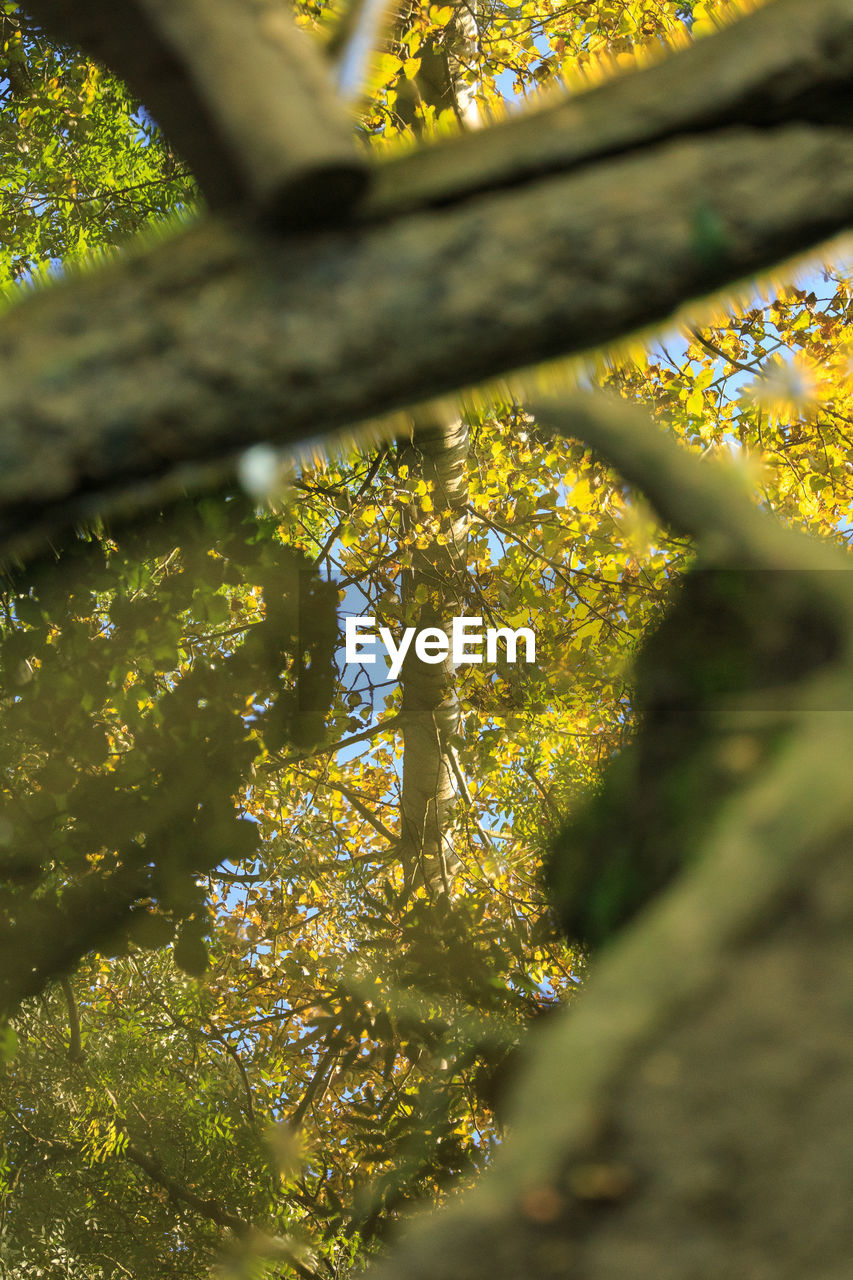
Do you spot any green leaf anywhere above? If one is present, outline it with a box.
[0,1024,18,1062]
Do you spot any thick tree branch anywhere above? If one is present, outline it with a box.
[21,0,367,221]
[123,1137,254,1235]
[4,117,853,561]
[370,0,853,213]
[366,732,853,1280]
[3,2,853,560]
[529,393,853,575]
[360,392,853,1280]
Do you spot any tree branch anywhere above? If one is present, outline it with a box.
[121,1137,323,1278]
[4,114,853,562]
[288,1032,348,1131]
[58,975,84,1063]
[217,1037,256,1124]
[366,716,853,1280]
[528,393,853,574]
[361,391,853,1280]
[22,0,367,221]
[320,777,399,845]
[3,4,853,559]
[2,1089,322,1278]
[275,715,404,765]
[369,0,853,214]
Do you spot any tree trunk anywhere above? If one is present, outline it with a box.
[397,410,469,890]
[394,2,478,893]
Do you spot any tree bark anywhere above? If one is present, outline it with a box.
[4,2,853,557]
[4,0,853,1272]
[390,2,477,893]
[397,411,469,890]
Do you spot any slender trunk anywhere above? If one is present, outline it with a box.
[397,410,469,890]
[394,1,481,135]
[394,5,478,892]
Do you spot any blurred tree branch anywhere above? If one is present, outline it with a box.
[361,390,853,1280]
[21,0,366,219]
[2,2,853,558]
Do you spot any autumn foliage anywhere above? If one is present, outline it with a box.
[2,2,852,1277]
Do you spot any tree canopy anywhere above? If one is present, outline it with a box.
[2,1,853,1278]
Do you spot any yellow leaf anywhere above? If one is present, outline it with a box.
[373,52,403,83]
